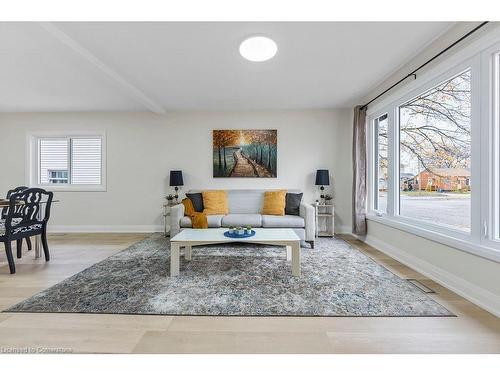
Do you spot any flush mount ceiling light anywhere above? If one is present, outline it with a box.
[239,36,277,62]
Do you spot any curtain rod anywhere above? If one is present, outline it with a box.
[360,21,489,111]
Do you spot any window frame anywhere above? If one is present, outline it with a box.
[366,28,500,263]
[370,113,389,214]
[26,130,107,192]
[480,41,500,250]
[394,61,477,242]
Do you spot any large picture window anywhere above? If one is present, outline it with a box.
[367,34,500,261]
[398,69,472,231]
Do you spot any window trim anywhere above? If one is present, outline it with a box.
[366,28,500,264]
[371,113,389,213]
[26,130,107,192]
[480,41,500,249]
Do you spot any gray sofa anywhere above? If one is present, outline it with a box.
[170,189,316,248]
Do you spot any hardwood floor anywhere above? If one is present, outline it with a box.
[0,233,498,354]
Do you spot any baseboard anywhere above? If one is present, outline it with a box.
[48,225,163,233]
[364,234,500,318]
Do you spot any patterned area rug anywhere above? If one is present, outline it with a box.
[5,234,452,316]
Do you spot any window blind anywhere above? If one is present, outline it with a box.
[71,138,102,185]
[38,137,102,185]
[39,139,69,184]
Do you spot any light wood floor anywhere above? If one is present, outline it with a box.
[0,233,498,354]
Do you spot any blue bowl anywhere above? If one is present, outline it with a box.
[223,230,256,239]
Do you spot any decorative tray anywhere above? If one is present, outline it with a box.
[223,230,256,239]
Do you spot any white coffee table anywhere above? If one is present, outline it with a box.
[169,228,302,277]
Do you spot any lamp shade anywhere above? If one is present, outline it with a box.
[315,169,330,186]
[169,170,184,186]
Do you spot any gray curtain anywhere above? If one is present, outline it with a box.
[352,105,367,235]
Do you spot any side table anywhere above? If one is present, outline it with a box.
[163,203,173,237]
[313,202,335,237]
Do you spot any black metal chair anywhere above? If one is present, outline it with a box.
[1,186,32,251]
[0,188,53,274]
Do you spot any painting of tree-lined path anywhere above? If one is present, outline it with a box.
[213,129,277,178]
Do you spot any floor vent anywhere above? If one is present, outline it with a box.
[407,279,436,294]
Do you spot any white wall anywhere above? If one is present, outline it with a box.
[0,109,353,232]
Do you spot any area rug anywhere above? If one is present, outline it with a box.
[5,234,453,316]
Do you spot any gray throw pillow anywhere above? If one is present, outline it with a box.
[285,193,303,216]
[186,193,204,212]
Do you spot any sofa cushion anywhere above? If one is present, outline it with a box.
[180,215,223,228]
[262,190,286,216]
[285,192,303,216]
[262,215,305,228]
[202,190,229,215]
[186,192,204,212]
[221,214,262,228]
[227,190,264,214]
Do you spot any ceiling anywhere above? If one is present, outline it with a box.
[0,22,454,113]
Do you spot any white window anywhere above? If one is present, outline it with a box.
[27,132,106,191]
[39,138,69,184]
[398,69,472,232]
[493,50,500,241]
[367,31,500,262]
[373,114,388,213]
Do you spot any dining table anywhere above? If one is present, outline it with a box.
[0,198,59,259]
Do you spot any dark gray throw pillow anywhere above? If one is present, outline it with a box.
[285,192,303,216]
[186,193,204,212]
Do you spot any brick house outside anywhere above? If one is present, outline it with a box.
[413,168,471,192]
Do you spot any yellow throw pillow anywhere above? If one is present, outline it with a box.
[202,190,229,215]
[262,190,287,216]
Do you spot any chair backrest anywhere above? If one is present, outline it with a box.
[6,186,29,198]
[1,186,28,219]
[3,188,53,238]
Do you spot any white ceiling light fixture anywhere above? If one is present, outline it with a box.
[239,36,277,62]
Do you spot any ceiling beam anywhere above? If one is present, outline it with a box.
[38,22,166,114]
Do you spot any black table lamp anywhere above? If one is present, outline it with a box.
[315,169,330,201]
[169,170,184,203]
